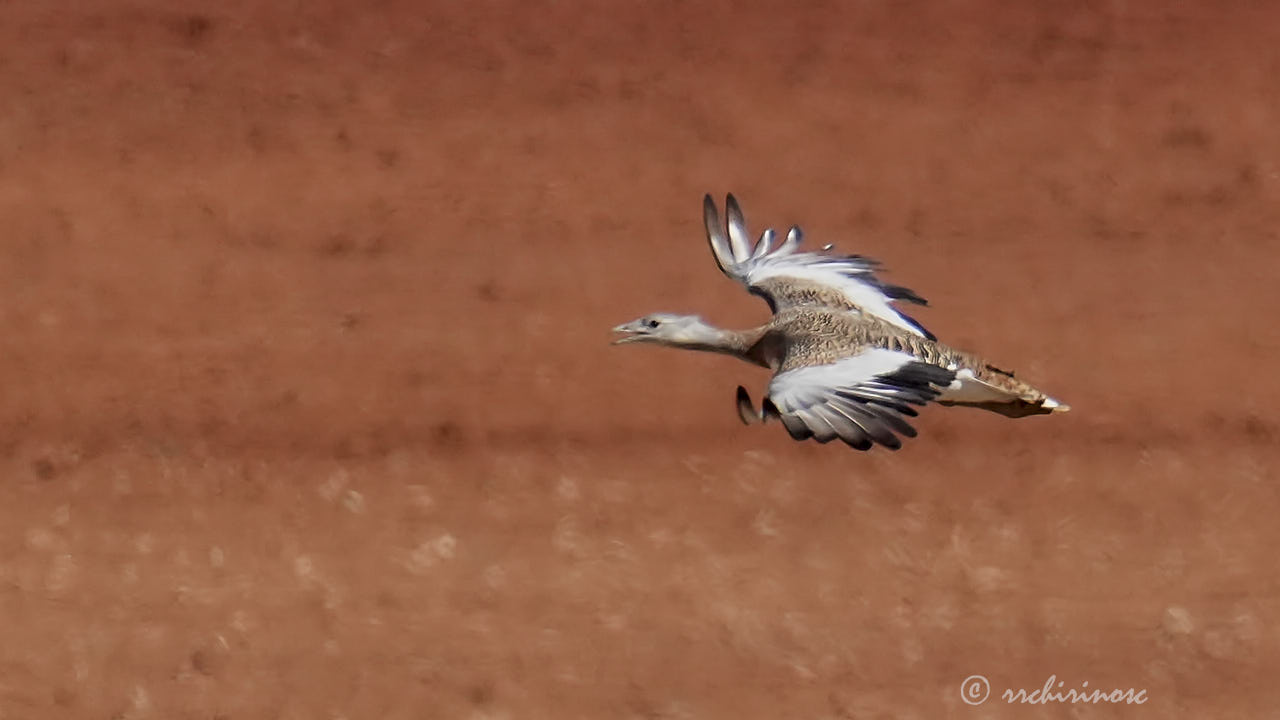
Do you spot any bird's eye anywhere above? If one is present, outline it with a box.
[646,319,660,329]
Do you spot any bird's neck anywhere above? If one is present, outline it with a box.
[677,324,772,368]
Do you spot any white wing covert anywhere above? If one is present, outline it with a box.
[703,194,935,340]
[763,348,955,450]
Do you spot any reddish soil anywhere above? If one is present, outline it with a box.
[2,1,1279,717]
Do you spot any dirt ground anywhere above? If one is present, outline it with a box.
[2,1,1279,717]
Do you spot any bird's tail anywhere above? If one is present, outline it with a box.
[935,364,1069,418]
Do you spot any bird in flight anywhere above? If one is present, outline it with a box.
[612,194,1068,451]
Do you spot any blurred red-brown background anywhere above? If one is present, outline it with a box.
[2,1,1278,717]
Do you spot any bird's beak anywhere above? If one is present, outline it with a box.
[611,320,647,345]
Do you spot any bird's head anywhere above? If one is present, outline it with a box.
[611,313,712,346]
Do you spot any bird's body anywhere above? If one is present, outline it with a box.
[613,194,1068,451]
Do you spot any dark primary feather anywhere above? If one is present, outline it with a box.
[735,386,756,425]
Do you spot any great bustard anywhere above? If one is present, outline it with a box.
[612,194,1069,451]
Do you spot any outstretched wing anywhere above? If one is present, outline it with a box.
[759,348,955,451]
[703,193,935,340]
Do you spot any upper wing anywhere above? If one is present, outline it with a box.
[703,194,935,340]
[761,348,955,451]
